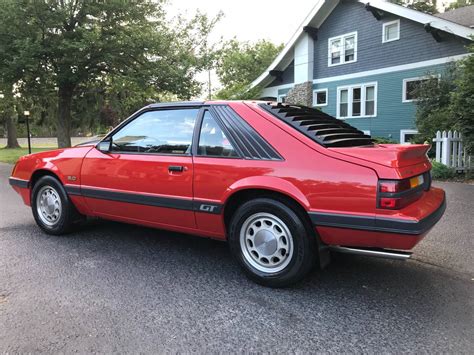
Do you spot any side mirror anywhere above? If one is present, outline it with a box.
[97,138,111,153]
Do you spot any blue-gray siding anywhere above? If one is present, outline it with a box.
[266,60,294,88]
[308,63,449,141]
[313,0,468,79]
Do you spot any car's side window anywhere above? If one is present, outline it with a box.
[198,111,238,158]
[110,108,199,154]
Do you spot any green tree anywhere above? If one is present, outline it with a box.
[0,89,20,149]
[389,0,438,14]
[3,0,218,147]
[445,0,473,10]
[451,44,474,153]
[414,46,474,153]
[414,65,457,142]
[215,39,283,99]
[0,0,37,148]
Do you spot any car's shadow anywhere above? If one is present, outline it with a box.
[60,219,466,295]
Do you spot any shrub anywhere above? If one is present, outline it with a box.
[431,161,457,180]
[373,137,397,144]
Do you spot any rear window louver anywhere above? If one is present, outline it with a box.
[259,103,374,148]
[211,105,283,160]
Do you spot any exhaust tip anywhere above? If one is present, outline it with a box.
[329,246,412,260]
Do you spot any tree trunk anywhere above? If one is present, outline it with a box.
[2,89,20,149]
[57,85,73,148]
[5,114,20,148]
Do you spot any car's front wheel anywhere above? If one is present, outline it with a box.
[229,198,316,287]
[31,175,81,235]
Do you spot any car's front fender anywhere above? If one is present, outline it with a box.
[11,146,93,186]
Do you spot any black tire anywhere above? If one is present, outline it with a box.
[31,175,82,235]
[228,198,317,287]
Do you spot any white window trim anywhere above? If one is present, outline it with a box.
[328,31,358,67]
[402,74,440,103]
[382,19,400,43]
[277,94,287,103]
[400,129,419,144]
[362,130,371,136]
[336,82,378,119]
[313,88,328,107]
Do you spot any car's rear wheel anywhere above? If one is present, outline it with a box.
[31,175,81,235]
[229,198,316,287]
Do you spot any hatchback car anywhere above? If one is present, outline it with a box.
[9,101,446,287]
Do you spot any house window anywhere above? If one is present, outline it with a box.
[352,87,361,116]
[402,76,439,102]
[339,89,349,117]
[365,86,375,116]
[362,130,371,136]
[337,82,377,119]
[400,129,419,144]
[328,32,357,66]
[383,20,400,43]
[277,94,287,103]
[313,89,328,107]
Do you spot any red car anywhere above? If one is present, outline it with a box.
[9,101,445,287]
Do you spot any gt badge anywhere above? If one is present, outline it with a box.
[199,204,218,213]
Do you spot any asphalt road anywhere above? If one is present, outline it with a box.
[1,162,473,353]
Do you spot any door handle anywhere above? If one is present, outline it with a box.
[168,165,184,172]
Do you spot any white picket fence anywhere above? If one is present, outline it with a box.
[433,130,471,171]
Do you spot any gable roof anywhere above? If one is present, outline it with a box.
[435,5,474,28]
[251,0,474,89]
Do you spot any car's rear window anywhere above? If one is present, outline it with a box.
[259,103,374,148]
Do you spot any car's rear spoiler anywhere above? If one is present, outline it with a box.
[332,144,431,168]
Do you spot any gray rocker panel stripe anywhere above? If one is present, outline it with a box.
[8,177,29,188]
[64,185,222,215]
[309,196,446,236]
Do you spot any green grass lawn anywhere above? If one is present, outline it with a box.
[0,147,53,164]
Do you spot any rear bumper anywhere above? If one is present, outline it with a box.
[310,188,446,250]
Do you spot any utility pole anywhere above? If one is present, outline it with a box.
[208,69,212,100]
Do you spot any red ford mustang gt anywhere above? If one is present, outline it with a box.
[9,101,446,287]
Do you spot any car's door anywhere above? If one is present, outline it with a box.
[192,109,241,235]
[80,107,199,230]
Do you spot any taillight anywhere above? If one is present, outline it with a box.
[379,180,411,193]
[378,173,427,209]
[379,197,402,209]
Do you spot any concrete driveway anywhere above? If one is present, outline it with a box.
[0,162,472,353]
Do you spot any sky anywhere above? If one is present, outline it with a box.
[168,0,317,45]
[166,0,318,97]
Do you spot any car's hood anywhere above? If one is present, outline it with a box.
[75,139,100,147]
[17,145,93,163]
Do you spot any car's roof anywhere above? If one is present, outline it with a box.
[145,100,269,109]
[146,101,205,109]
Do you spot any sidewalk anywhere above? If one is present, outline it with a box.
[0,137,94,147]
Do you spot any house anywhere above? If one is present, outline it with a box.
[252,0,474,143]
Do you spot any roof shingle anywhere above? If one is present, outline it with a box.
[435,5,474,28]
